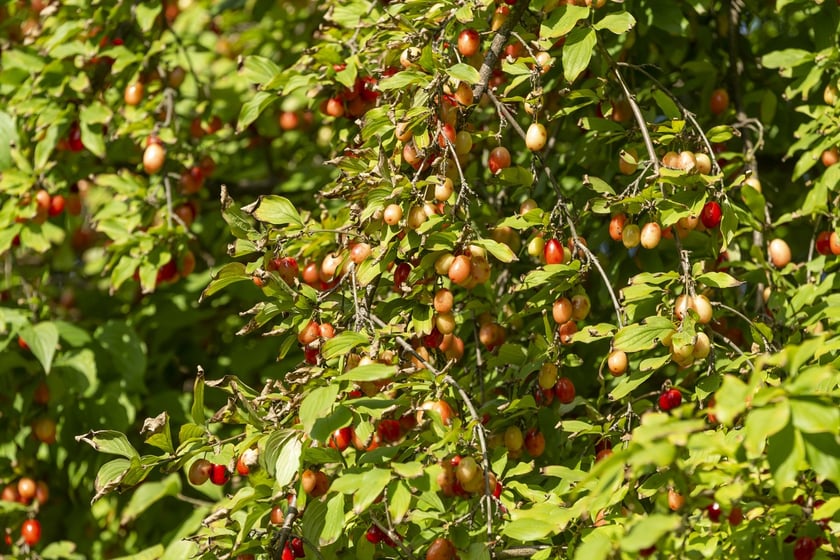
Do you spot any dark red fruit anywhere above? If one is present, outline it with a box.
[793,536,817,560]
[377,419,402,443]
[706,502,722,522]
[393,262,411,290]
[554,376,576,404]
[49,194,66,216]
[658,388,682,411]
[816,231,832,256]
[700,201,722,229]
[304,346,319,365]
[209,464,230,485]
[423,327,443,349]
[68,122,84,152]
[290,537,305,557]
[366,525,385,544]
[281,544,294,560]
[728,507,743,526]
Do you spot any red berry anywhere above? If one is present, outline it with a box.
[48,194,66,217]
[290,537,305,557]
[21,519,41,546]
[728,507,743,526]
[457,29,480,57]
[700,201,722,229]
[377,419,402,443]
[281,544,294,560]
[366,525,384,544]
[793,536,817,560]
[658,388,682,411]
[68,122,84,152]
[554,376,576,404]
[328,426,353,452]
[393,262,411,290]
[543,238,564,265]
[209,464,230,485]
[706,502,722,522]
[816,231,832,256]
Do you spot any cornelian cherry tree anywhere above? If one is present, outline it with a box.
[2,0,840,559]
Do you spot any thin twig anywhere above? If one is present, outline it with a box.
[369,314,495,540]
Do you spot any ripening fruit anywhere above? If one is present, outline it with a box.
[691,294,714,324]
[188,458,212,485]
[640,222,661,249]
[21,519,41,546]
[668,488,685,511]
[503,425,524,452]
[552,297,573,324]
[658,388,682,411]
[407,205,428,229]
[710,88,730,115]
[525,123,547,151]
[143,142,166,174]
[830,232,840,256]
[458,28,480,57]
[677,150,697,172]
[534,51,552,74]
[570,294,591,321]
[298,320,320,345]
[768,238,791,268]
[662,151,679,169]
[544,238,564,264]
[622,223,641,248]
[383,204,403,225]
[328,426,353,451]
[49,194,65,217]
[558,320,577,344]
[693,332,711,359]
[524,428,546,457]
[822,147,839,167]
[816,231,831,255]
[124,81,144,106]
[324,97,345,118]
[538,363,558,389]
[448,254,472,285]
[454,81,474,106]
[618,148,638,175]
[609,213,626,241]
[455,456,480,487]
[488,146,511,175]
[824,83,838,106]
[435,178,454,201]
[426,537,457,560]
[434,288,454,313]
[607,350,628,376]
[701,201,722,229]
[695,152,712,174]
[793,536,818,560]
[35,189,51,213]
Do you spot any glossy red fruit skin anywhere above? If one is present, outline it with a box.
[658,388,682,411]
[793,536,817,560]
[393,262,411,290]
[328,426,353,452]
[706,502,722,522]
[289,537,305,557]
[68,122,84,152]
[21,518,41,546]
[554,376,575,404]
[281,545,295,560]
[544,238,563,264]
[209,464,230,485]
[816,231,832,255]
[700,201,722,229]
[377,419,402,443]
[366,525,384,544]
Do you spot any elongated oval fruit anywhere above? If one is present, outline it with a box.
[525,123,547,151]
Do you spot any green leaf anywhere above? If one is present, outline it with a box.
[248,195,303,226]
[321,331,369,360]
[620,514,681,551]
[134,3,161,32]
[242,55,283,85]
[612,316,675,352]
[120,474,180,525]
[761,48,813,69]
[237,91,275,132]
[330,468,391,515]
[706,125,736,143]
[767,420,805,491]
[274,435,302,488]
[743,401,789,457]
[714,375,750,426]
[80,120,106,158]
[337,363,397,382]
[540,5,589,41]
[19,321,59,374]
[142,412,175,455]
[300,385,339,434]
[379,70,431,91]
[696,272,743,288]
[594,11,636,34]
[76,430,140,459]
[803,432,840,487]
[95,321,146,392]
[321,493,345,545]
[191,369,206,425]
[34,123,59,171]
[200,262,250,302]
[586,175,615,195]
[0,111,16,170]
[562,27,596,84]
[790,398,840,433]
[446,63,480,85]
[471,237,518,263]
